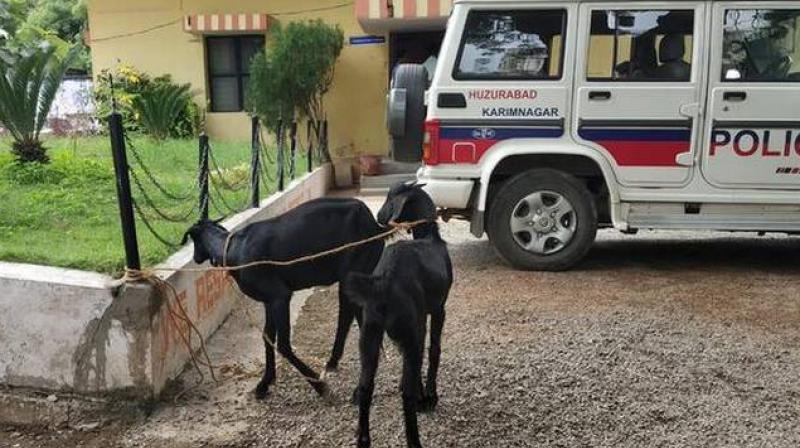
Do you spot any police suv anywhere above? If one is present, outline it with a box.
[387,0,800,270]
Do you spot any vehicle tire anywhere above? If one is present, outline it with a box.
[487,169,597,271]
[388,64,428,163]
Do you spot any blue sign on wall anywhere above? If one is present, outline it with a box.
[349,35,386,46]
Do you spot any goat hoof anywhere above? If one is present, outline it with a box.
[418,394,438,413]
[324,362,339,373]
[311,380,329,398]
[253,384,270,400]
[357,435,371,448]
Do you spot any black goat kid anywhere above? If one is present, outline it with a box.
[345,184,452,448]
[376,180,438,236]
[183,197,383,399]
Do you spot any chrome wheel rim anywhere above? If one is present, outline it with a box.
[509,191,577,255]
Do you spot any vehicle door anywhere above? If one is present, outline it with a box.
[702,2,800,190]
[573,3,707,186]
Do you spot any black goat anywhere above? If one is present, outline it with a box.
[182,197,383,398]
[345,184,452,448]
[376,181,438,236]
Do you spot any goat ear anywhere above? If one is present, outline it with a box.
[181,231,190,245]
[414,183,427,189]
[389,194,409,223]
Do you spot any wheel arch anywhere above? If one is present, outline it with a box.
[475,145,624,231]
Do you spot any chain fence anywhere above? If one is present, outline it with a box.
[109,113,329,265]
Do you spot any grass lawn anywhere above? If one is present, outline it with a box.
[0,135,308,275]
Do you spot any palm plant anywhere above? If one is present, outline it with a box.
[0,45,76,163]
[132,82,194,140]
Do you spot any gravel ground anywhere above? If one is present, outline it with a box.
[4,196,800,448]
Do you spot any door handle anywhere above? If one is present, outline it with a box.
[588,91,612,100]
[723,91,747,102]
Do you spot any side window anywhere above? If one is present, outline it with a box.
[587,10,694,82]
[722,9,800,82]
[453,9,566,80]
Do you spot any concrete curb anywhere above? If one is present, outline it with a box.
[0,165,333,401]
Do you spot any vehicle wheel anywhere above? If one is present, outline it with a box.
[487,169,597,271]
[388,64,427,163]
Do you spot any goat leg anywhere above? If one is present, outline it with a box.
[401,340,424,448]
[422,308,445,412]
[271,299,328,397]
[356,325,383,448]
[326,289,357,372]
[255,303,277,400]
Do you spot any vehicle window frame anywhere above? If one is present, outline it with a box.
[451,8,568,82]
[584,8,696,83]
[720,8,800,83]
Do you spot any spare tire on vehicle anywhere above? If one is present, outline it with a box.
[387,64,428,163]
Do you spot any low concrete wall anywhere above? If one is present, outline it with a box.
[0,165,332,398]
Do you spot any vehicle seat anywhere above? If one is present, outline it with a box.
[651,34,691,80]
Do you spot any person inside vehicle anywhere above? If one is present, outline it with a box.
[650,34,691,80]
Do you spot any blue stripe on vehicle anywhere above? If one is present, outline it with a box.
[439,127,564,140]
[578,128,691,142]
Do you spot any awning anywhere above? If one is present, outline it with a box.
[183,13,273,34]
[356,0,453,33]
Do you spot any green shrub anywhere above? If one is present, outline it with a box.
[1,150,111,186]
[247,20,343,161]
[133,83,194,140]
[0,45,77,163]
[94,64,201,138]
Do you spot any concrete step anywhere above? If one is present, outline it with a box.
[378,159,420,175]
[359,172,416,190]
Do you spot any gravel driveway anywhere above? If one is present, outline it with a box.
[5,196,800,448]
[231,220,800,448]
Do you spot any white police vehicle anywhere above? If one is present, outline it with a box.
[387,0,800,270]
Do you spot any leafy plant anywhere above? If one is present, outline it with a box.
[1,0,90,72]
[247,20,343,161]
[0,44,76,163]
[94,64,201,139]
[133,82,194,140]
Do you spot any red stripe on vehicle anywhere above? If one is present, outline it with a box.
[595,140,690,167]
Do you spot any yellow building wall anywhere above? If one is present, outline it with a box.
[87,0,390,157]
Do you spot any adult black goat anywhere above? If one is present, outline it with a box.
[182,197,383,399]
[345,183,452,448]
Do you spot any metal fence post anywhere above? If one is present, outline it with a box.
[277,120,285,191]
[306,121,313,173]
[198,133,210,221]
[289,121,297,180]
[109,112,141,271]
[250,116,261,208]
[322,119,329,162]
